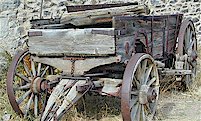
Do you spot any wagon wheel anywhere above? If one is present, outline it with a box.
[6,49,55,117]
[121,53,159,121]
[177,19,197,88]
[41,80,90,121]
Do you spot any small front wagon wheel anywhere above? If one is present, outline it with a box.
[177,19,197,88]
[121,53,159,121]
[6,49,55,117]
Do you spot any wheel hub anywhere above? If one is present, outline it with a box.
[139,85,157,104]
[31,77,48,94]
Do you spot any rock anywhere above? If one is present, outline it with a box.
[196,8,200,12]
[26,2,38,9]
[192,17,199,23]
[43,1,53,9]
[43,10,51,17]
[50,2,57,7]
[181,9,188,13]
[57,6,67,14]
[2,114,11,121]
[58,1,65,6]
[16,26,26,36]
[26,0,37,4]
[0,16,9,38]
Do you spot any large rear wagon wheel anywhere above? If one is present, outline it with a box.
[177,19,197,88]
[6,49,55,117]
[121,53,159,121]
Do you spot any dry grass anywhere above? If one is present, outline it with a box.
[61,94,122,121]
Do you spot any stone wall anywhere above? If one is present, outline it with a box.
[149,0,201,42]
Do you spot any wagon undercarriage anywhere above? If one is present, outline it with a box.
[6,3,197,121]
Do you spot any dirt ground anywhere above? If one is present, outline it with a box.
[156,91,201,121]
[66,87,201,121]
[96,90,201,121]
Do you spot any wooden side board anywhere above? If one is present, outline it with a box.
[32,56,118,75]
[61,5,148,26]
[113,14,182,60]
[28,28,115,56]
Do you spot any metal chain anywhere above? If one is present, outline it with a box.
[71,60,75,77]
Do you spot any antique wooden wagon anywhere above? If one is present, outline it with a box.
[6,3,197,121]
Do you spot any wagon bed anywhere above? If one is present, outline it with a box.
[28,14,182,59]
[6,3,197,121]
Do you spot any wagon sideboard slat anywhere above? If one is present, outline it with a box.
[61,5,147,26]
[28,28,115,56]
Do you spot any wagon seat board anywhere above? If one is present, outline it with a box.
[28,28,115,56]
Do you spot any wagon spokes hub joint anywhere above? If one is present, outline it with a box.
[139,85,157,104]
[31,77,49,94]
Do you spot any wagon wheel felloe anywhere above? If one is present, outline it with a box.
[6,49,55,117]
[121,53,159,121]
[177,19,197,88]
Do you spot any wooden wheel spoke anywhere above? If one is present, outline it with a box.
[37,63,42,76]
[131,90,139,96]
[133,76,140,89]
[141,59,147,77]
[189,29,193,43]
[31,59,36,77]
[23,61,32,77]
[24,93,33,116]
[34,95,38,117]
[130,98,138,109]
[144,64,153,85]
[136,65,142,82]
[147,77,156,87]
[15,73,30,83]
[38,94,44,108]
[145,103,152,114]
[131,102,139,121]
[141,105,146,121]
[186,27,191,45]
[41,66,49,77]
[136,104,141,121]
[14,83,31,91]
[17,90,31,105]
[187,40,194,51]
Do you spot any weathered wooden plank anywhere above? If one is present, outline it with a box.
[113,14,181,60]
[61,5,148,26]
[32,56,118,75]
[28,28,115,56]
[66,3,138,12]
